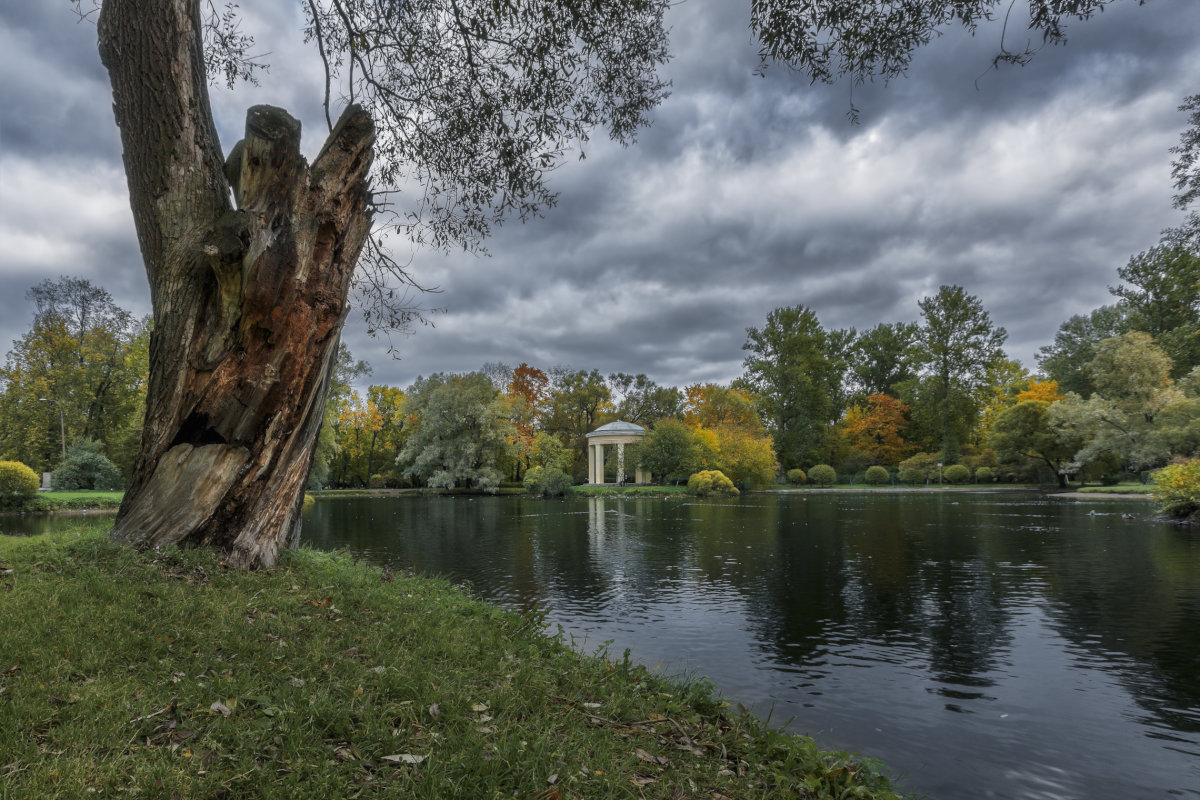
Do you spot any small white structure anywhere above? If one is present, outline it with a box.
[585,420,649,485]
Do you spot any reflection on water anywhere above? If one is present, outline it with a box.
[302,492,1200,800]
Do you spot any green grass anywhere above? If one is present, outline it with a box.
[1073,484,1153,495]
[17,490,126,511]
[773,483,1037,491]
[0,526,902,800]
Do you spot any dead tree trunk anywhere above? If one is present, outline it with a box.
[99,0,374,568]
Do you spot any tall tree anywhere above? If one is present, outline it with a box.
[608,373,682,425]
[851,322,920,398]
[742,305,839,468]
[1110,237,1200,377]
[90,0,671,567]
[1036,305,1128,396]
[914,285,1008,460]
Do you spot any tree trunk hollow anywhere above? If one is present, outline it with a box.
[112,105,375,569]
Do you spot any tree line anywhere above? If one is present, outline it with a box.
[5,221,1195,491]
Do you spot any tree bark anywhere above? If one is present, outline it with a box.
[99,0,374,568]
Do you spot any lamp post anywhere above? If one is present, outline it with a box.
[38,398,66,461]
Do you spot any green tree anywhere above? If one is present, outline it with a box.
[545,369,613,480]
[742,305,840,468]
[1111,237,1200,377]
[851,322,920,398]
[989,401,1075,487]
[0,278,147,476]
[397,373,515,492]
[1036,305,1128,396]
[638,419,702,485]
[608,373,682,425]
[913,285,1008,461]
[1049,333,1185,473]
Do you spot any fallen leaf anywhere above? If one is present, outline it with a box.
[476,714,493,723]
[470,703,489,712]
[381,753,426,765]
[476,725,496,734]
[582,702,602,708]
[209,701,231,717]
[629,776,656,787]
[546,773,558,786]
[428,703,440,718]
[634,748,668,765]
[289,677,306,687]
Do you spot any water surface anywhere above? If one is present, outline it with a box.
[301,491,1200,799]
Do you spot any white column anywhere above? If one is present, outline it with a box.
[587,441,595,484]
[594,443,605,484]
[616,442,626,485]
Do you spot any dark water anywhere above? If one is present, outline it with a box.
[301,492,1200,800]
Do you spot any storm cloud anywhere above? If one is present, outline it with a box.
[2,0,1198,391]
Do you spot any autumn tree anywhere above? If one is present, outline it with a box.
[0,278,148,476]
[841,394,910,466]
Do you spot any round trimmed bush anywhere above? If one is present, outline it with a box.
[687,470,738,497]
[808,464,836,487]
[975,467,995,483]
[50,439,123,491]
[0,461,39,508]
[944,464,971,484]
[786,468,806,485]
[865,465,889,485]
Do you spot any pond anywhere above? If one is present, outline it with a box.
[298,491,1200,800]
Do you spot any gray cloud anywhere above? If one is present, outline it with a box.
[3,0,1198,395]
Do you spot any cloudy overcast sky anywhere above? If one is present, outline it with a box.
[2,1,1199,392]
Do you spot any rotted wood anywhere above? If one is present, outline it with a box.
[112,104,375,569]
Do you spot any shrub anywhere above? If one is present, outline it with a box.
[1152,459,1200,519]
[808,464,836,487]
[523,466,572,497]
[0,461,40,508]
[975,467,995,483]
[50,439,124,491]
[786,468,806,485]
[898,452,940,485]
[944,464,970,484]
[864,465,889,485]
[687,470,738,497]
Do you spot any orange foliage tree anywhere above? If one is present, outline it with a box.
[841,394,910,466]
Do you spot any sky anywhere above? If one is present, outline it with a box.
[2,1,1199,393]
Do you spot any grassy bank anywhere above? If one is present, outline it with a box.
[568,485,691,498]
[1072,484,1153,495]
[0,526,901,799]
[8,490,126,512]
